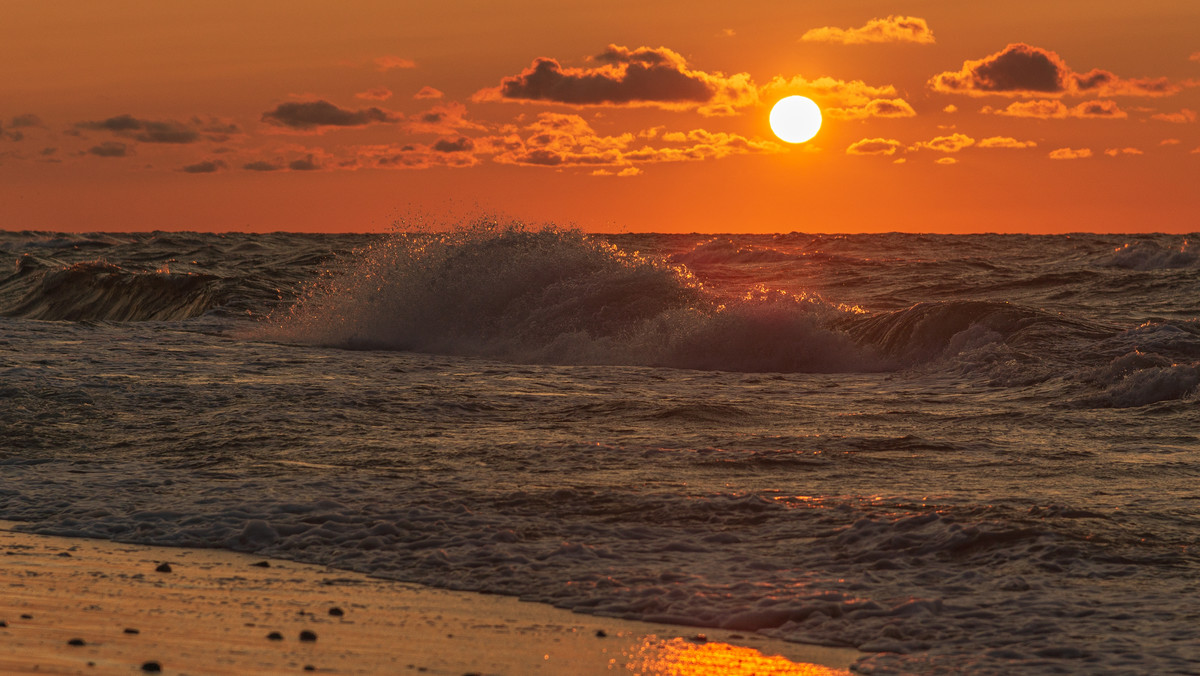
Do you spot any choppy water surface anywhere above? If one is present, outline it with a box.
[2,227,1198,674]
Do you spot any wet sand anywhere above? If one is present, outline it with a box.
[0,521,859,675]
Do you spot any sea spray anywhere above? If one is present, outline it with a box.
[257,221,885,372]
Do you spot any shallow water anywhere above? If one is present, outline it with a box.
[2,227,1198,674]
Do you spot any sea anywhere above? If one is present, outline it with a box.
[1,223,1198,674]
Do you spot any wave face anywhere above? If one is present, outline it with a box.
[258,224,884,373]
[0,231,367,322]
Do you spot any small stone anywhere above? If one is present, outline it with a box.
[299,630,317,642]
[0,621,7,627]
[303,666,316,672]
[155,563,172,573]
[595,629,607,637]
[141,662,162,673]
[58,551,72,557]
[21,614,33,619]
[251,561,270,568]
[68,638,86,646]
[267,631,284,641]
[124,628,140,634]
[328,607,344,617]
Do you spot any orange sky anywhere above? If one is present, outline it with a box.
[1,1,1197,233]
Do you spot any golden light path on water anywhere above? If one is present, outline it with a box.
[624,636,850,675]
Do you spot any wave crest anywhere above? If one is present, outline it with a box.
[256,223,884,373]
[1,255,224,321]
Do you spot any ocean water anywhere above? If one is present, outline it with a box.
[1,225,1198,674]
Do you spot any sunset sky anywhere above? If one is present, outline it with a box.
[2,1,1198,233]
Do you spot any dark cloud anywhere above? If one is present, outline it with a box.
[181,160,225,173]
[930,43,1181,97]
[243,160,282,171]
[76,114,202,143]
[261,100,398,130]
[9,114,42,128]
[433,137,475,153]
[80,114,142,132]
[87,141,129,157]
[474,45,756,115]
[288,154,321,170]
[135,121,200,144]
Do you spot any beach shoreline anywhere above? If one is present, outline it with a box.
[0,521,861,675]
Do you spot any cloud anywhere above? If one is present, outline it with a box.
[432,137,475,153]
[349,143,480,170]
[181,159,225,173]
[243,160,282,171]
[76,114,203,143]
[592,166,643,177]
[288,154,322,170]
[930,43,1181,97]
[405,102,488,135]
[983,99,1127,119]
[943,104,958,113]
[1103,147,1143,156]
[261,100,398,131]
[474,44,757,115]
[936,157,958,165]
[1191,52,1200,62]
[414,86,444,100]
[355,88,393,101]
[846,138,903,155]
[916,133,975,152]
[826,98,916,120]
[801,15,935,45]
[374,56,416,71]
[490,112,780,168]
[9,114,42,128]
[1150,108,1196,123]
[87,141,129,157]
[1048,147,1092,160]
[977,136,1037,149]
[762,75,914,120]
[1161,138,1181,145]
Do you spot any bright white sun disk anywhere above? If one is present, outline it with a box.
[769,96,822,144]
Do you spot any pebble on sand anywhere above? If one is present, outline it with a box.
[68,638,86,646]
[124,628,140,634]
[141,661,162,672]
[328,607,344,617]
[154,563,172,573]
[299,630,318,642]
[267,631,284,641]
[251,561,271,568]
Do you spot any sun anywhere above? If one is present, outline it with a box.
[769,96,822,144]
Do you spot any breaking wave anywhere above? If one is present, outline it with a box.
[255,223,1132,375]
[256,224,886,373]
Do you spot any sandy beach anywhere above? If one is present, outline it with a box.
[0,521,859,675]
